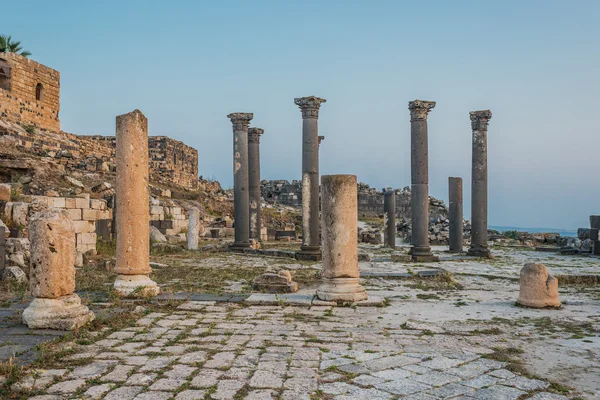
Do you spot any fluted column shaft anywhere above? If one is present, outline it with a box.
[468,110,492,258]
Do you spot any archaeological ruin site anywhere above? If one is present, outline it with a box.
[0,19,599,400]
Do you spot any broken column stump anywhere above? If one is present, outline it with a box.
[22,209,94,330]
[253,270,298,293]
[317,175,367,302]
[517,263,561,308]
[188,207,200,250]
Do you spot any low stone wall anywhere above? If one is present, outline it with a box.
[150,204,188,236]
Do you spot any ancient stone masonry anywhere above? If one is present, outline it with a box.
[248,127,264,242]
[517,263,561,308]
[0,52,60,132]
[228,113,253,250]
[468,110,493,258]
[295,96,326,261]
[317,175,367,302]
[148,136,199,189]
[448,177,464,253]
[22,208,94,330]
[408,100,438,262]
[113,110,159,297]
[261,180,302,206]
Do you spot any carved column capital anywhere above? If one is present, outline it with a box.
[227,113,254,131]
[248,127,264,143]
[318,136,325,145]
[470,110,492,131]
[294,96,326,118]
[408,100,436,121]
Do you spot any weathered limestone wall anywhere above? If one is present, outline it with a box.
[0,53,60,132]
[149,204,188,235]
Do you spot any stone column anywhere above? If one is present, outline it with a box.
[113,110,160,297]
[295,96,326,261]
[0,225,5,275]
[317,175,367,302]
[448,177,464,253]
[187,207,200,250]
[384,190,396,248]
[590,215,600,254]
[408,100,438,262]
[468,110,493,258]
[22,209,94,330]
[228,113,254,250]
[248,127,264,242]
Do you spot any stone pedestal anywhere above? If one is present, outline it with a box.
[517,263,560,308]
[253,271,298,293]
[384,190,396,248]
[187,207,200,250]
[408,100,438,262]
[295,96,326,261]
[113,110,159,297]
[317,175,367,302]
[228,113,254,251]
[448,177,463,253]
[23,209,94,330]
[468,110,493,258]
[248,128,264,242]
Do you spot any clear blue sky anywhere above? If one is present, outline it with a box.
[3,0,598,230]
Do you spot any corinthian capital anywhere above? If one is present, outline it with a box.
[294,96,326,118]
[248,127,264,143]
[227,113,254,131]
[469,110,492,131]
[408,100,436,121]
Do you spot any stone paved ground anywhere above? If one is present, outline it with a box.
[8,301,582,399]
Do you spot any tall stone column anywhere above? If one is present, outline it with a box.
[23,209,94,330]
[113,110,160,297]
[187,207,200,250]
[408,100,438,262]
[228,113,254,250]
[0,225,5,274]
[468,110,493,258]
[317,175,367,302]
[448,177,463,253]
[295,96,326,261]
[248,127,264,242]
[384,190,396,248]
[589,215,600,254]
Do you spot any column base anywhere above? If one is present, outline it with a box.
[448,248,464,254]
[316,277,367,303]
[467,246,492,258]
[22,294,95,331]
[230,242,252,252]
[114,274,160,297]
[296,245,322,261]
[409,246,439,262]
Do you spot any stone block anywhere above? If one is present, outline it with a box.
[577,228,590,240]
[391,252,412,262]
[0,184,11,201]
[66,208,82,221]
[77,232,97,246]
[65,198,78,209]
[253,272,298,293]
[72,220,95,234]
[90,199,106,210]
[22,294,94,330]
[52,198,66,208]
[96,210,111,220]
[172,207,182,215]
[517,263,560,308]
[151,206,164,215]
[75,197,89,209]
[82,209,98,221]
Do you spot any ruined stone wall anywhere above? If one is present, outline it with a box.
[358,184,447,221]
[0,53,60,132]
[149,136,199,189]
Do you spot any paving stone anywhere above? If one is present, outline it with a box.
[468,384,526,399]
[83,383,115,399]
[12,368,68,391]
[412,370,462,386]
[320,382,361,395]
[165,364,197,379]
[364,354,421,371]
[335,387,395,400]
[250,370,284,388]
[223,367,252,380]
[134,391,173,400]
[204,351,236,368]
[504,375,550,391]
[461,374,500,388]
[190,369,224,388]
[281,390,312,400]
[487,369,516,379]
[101,364,136,382]
[127,372,158,386]
[212,379,246,399]
[402,364,432,374]
[286,367,318,378]
[46,379,87,394]
[319,372,345,382]
[27,396,62,400]
[149,378,186,391]
[375,378,431,396]
[103,385,144,400]
[352,374,386,386]
[420,356,465,370]
[283,377,318,391]
[257,360,288,372]
[244,389,277,399]
[526,393,570,400]
[140,356,177,371]
[175,390,207,400]
[425,382,476,398]
[123,356,150,366]
[71,360,116,379]
[179,350,207,364]
[372,368,413,381]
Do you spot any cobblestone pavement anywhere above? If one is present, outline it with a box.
[18,301,574,400]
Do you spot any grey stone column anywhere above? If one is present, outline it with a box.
[295,96,326,261]
[467,110,493,258]
[228,113,253,250]
[590,215,600,254]
[0,225,5,275]
[408,100,438,262]
[317,174,367,302]
[384,190,396,248]
[248,128,264,242]
[448,177,463,253]
[187,207,200,250]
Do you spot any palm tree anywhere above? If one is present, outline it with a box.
[0,35,31,58]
